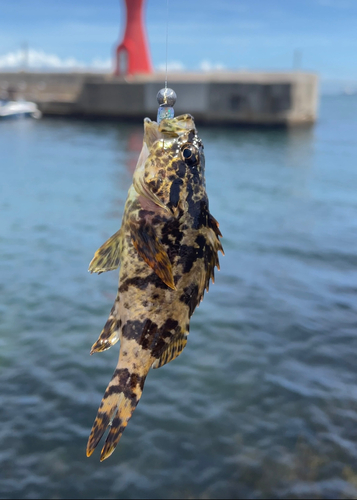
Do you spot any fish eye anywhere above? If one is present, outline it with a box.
[181,144,199,166]
[183,148,193,159]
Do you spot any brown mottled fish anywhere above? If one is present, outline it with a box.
[86,114,223,461]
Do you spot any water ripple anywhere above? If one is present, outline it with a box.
[1,98,357,498]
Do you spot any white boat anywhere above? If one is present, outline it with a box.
[0,100,42,119]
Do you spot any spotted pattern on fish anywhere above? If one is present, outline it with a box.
[87,114,224,461]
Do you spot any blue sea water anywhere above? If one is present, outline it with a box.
[1,95,357,499]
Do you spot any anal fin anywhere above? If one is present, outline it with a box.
[90,303,121,354]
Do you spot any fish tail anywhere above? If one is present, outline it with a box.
[86,350,151,461]
[90,299,121,354]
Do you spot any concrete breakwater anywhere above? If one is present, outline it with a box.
[0,71,318,126]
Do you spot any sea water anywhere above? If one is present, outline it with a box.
[1,95,357,499]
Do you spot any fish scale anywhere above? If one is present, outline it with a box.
[87,114,224,461]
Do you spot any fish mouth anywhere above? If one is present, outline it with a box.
[159,114,196,137]
[144,114,196,143]
[143,118,160,147]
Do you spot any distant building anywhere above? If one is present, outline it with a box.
[114,0,152,76]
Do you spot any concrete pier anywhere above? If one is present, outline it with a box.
[0,71,318,126]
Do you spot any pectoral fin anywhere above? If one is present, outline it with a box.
[89,229,123,274]
[130,221,176,290]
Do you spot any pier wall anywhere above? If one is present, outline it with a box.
[0,72,89,102]
[0,71,318,126]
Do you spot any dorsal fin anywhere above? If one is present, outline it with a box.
[208,213,223,238]
[151,332,188,369]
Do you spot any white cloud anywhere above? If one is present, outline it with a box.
[199,60,226,72]
[321,77,357,95]
[89,58,112,70]
[0,49,111,71]
[155,60,227,73]
[156,61,185,72]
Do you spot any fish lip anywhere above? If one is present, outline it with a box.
[159,113,196,136]
[143,118,160,147]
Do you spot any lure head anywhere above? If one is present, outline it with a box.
[133,114,206,213]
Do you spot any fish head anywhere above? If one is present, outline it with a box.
[133,114,205,212]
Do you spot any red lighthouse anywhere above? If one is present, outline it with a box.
[115,0,152,76]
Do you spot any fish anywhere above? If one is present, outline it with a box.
[86,113,224,461]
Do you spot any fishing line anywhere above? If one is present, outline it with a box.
[160,0,169,151]
[157,0,176,129]
[162,0,169,150]
[165,0,169,90]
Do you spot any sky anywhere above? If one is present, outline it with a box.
[0,0,357,92]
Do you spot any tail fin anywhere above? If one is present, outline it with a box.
[86,350,151,461]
